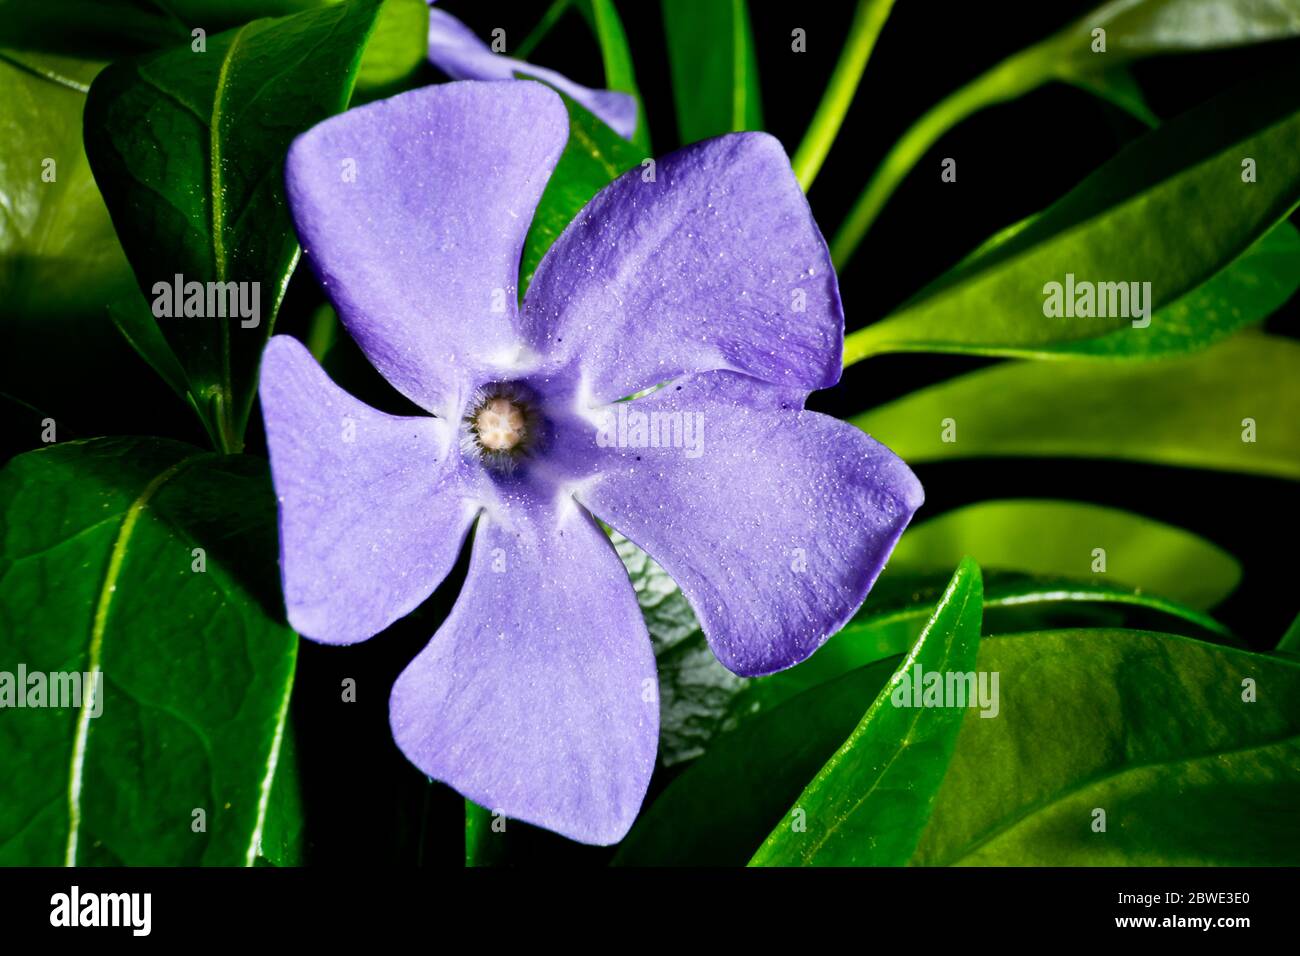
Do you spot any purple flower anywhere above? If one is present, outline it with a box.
[425,2,638,140]
[260,81,923,844]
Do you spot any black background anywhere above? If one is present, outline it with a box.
[3,1,1298,866]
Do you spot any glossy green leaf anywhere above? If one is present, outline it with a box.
[891,499,1241,610]
[1042,219,1300,359]
[613,657,901,865]
[518,93,643,295]
[83,0,383,453]
[832,0,1300,266]
[617,527,1235,768]
[354,0,428,100]
[0,51,136,333]
[912,629,1300,865]
[854,333,1300,479]
[574,0,651,153]
[842,60,1300,363]
[751,559,983,866]
[0,437,301,865]
[660,0,762,145]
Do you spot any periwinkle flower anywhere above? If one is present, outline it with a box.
[425,2,638,139]
[260,81,922,844]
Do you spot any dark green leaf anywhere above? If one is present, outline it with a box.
[519,92,643,295]
[0,437,300,865]
[613,658,900,865]
[660,0,762,145]
[843,60,1300,361]
[854,333,1300,479]
[912,629,1300,865]
[83,0,383,452]
[750,559,983,865]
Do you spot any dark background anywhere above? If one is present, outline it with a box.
[3,1,1297,865]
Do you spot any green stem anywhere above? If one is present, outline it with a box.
[515,0,572,59]
[791,0,896,192]
[829,44,1054,271]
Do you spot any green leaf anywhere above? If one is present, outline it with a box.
[0,50,137,340]
[0,437,300,865]
[574,0,651,153]
[1278,612,1300,656]
[618,526,1235,768]
[750,559,983,866]
[660,0,762,144]
[843,60,1300,362]
[831,0,1300,266]
[354,0,428,101]
[1042,219,1300,359]
[82,0,383,453]
[0,1,338,58]
[854,332,1300,479]
[912,629,1300,865]
[890,499,1241,610]
[613,657,901,865]
[106,293,191,402]
[518,92,643,296]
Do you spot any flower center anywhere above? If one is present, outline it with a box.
[465,384,541,473]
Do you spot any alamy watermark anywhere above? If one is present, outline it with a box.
[151,274,261,328]
[0,665,103,718]
[890,662,999,718]
[1042,273,1151,328]
[596,403,704,459]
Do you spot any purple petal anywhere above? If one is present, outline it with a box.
[389,500,657,845]
[259,336,479,644]
[426,7,638,140]
[577,371,923,677]
[522,133,844,403]
[284,81,568,416]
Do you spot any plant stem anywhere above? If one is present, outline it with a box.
[791,0,896,192]
[829,45,1053,271]
[515,0,571,60]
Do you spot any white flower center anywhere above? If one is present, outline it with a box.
[473,397,527,452]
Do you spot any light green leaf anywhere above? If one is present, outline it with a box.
[660,0,762,144]
[0,437,301,865]
[842,61,1300,362]
[854,333,1300,479]
[1043,220,1300,359]
[354,0,428,100]
[83,0,383,453]
[751,559,983,866]
[912,628,1300,865]
[891,499,1241,610]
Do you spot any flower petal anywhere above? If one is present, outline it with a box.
[259,335,479,644]
[285,81,568,415]
[426,7,638,140]
[522,133,843,403]
[578,371,923,677]
[389,500,657,845]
